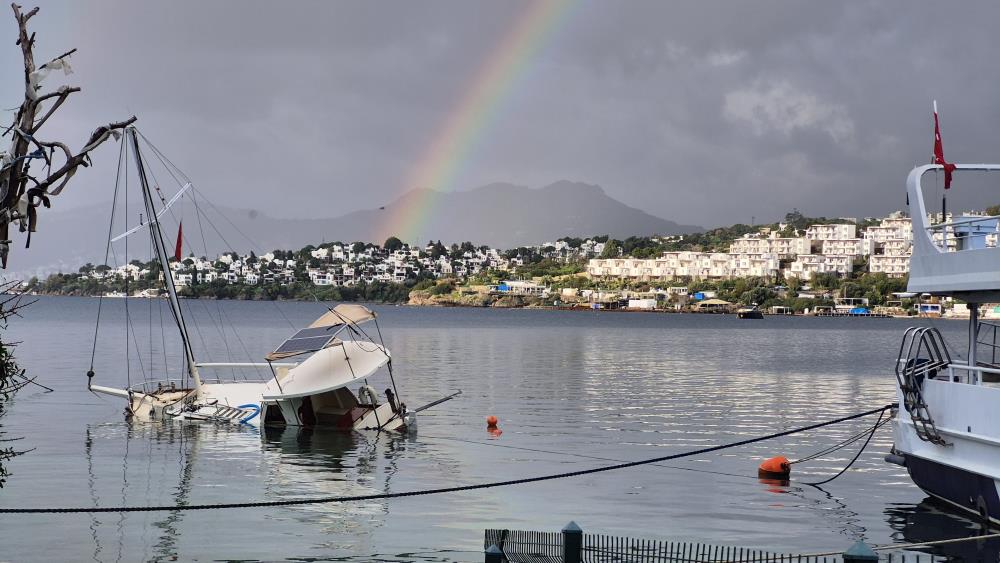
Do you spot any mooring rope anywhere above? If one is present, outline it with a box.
[791,416,892,465]
[760,530,1000,561]
[803,408,887,486]
[0,404,893,514]
[872,531,1000,552]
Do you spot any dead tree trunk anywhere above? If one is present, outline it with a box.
[0,3,136,268]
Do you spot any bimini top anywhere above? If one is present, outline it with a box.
[907,164,1000,299]
[308,303,376,329]
[265,304,377,361]
[261,340,390,400]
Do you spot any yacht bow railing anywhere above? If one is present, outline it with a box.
[906,164,1000,294]
[127,374,277,394]
[924,214,1000,252]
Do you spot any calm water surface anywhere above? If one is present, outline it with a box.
[0,297,994,561]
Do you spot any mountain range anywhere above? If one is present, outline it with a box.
[4,180,701,278]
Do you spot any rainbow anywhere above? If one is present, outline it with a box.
[380,0,576,244]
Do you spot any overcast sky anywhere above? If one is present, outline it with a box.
[5,1,1000,230]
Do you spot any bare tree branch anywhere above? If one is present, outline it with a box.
[0,4,137,267]
[31,86,79,132]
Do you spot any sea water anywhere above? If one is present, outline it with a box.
[0,297,992,561]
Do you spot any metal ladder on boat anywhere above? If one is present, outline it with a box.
[205,404,252,423]
[895,327,950,446]
[168,399,254,424]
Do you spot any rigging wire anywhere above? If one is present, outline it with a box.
[89,139,126,373]
[123,140,131,388]
[139,131,298,335]
[193,298,240,380]
[123,298,148,382]
[138,135,292,375]
[139,130,344,320]
[158,294,169,381]
[214,304,265,380]
[120,130,402,396]
[148,214,154,381]
[186,185,243,379]
[0,405,893,514]
[131,134,196,389]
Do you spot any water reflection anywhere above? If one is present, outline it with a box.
[81,421,418,561]
[754,478,865,542]
[886,498,1000,561]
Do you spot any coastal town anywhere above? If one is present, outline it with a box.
[25,209,999,316]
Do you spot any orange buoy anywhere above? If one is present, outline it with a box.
[758,456,791,478]
[488,427,503,438]
[486,415,499,428]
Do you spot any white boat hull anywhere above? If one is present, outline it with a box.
[110,380,413,432]
[893,379,1000,523]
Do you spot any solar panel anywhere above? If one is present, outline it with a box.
[271,335,337,355]
[289,326,337,340]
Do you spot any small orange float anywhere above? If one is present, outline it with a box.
[758,456,791,479]
[486,415,499,428]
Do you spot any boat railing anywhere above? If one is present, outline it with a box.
[127,379,191,394]
[906,164,1000,294]
[924,214,1000,252]
[127,370,287,394]
[947,363,1000,385]
[976,321,1000,368]
[195,362,298,370]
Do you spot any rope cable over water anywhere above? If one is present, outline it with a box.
[791,415,892,465]
[0,404,893,514]
[802,408,887,487]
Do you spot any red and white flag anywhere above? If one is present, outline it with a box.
[933,100,956,189]
[174,221,183,261]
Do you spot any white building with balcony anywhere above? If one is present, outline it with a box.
[806,224,856,241]
[869,254,910,277]
[729,235,810,256]
[785,254,853,280]
[821,238,874,256]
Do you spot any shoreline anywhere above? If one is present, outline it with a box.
[19,291,968,319]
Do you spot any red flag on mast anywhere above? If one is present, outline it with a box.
[174,222,183,262]
[933,100,956,189]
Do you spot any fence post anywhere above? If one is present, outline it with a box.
[485,543,504,563]
[563,521,583,563]
[843,541,878,563]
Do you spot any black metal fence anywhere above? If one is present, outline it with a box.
[484,523,944,563]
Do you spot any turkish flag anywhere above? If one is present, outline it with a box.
[933,104,956,189]
[174,222,183,261]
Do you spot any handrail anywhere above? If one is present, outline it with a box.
[895,326,951,444]
[195,362,297,369]
[977,321,1000,367]
[925,214,1000,231]
[127,376,271,393]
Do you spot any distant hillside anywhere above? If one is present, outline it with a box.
[356,180,702,246]
[3,180,701,278]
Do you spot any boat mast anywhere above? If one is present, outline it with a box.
[127,127,203,396]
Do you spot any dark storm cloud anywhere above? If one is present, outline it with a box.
[4,0,1000,229]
